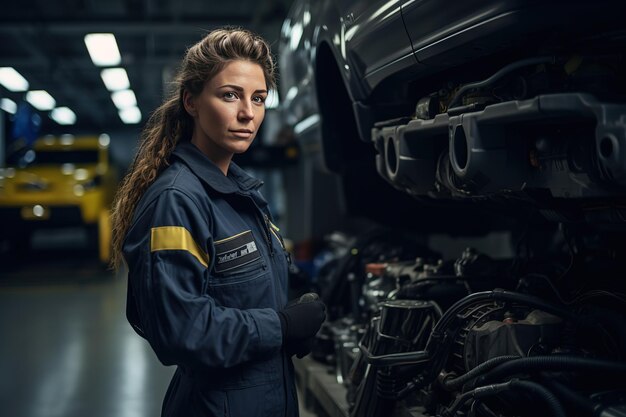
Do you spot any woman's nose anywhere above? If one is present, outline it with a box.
[238,100,254,121]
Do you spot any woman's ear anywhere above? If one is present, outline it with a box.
[182,90,197,117]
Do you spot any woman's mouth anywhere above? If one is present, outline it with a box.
[230,129,254,138]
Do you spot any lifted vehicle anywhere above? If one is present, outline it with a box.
[279,1,626,417]
[279,0,626,224]
[0,135,117,263]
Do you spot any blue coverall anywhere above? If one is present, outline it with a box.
[123,140,299,417]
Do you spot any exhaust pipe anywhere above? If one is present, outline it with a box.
[373,119,448,195]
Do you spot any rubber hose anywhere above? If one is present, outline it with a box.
[481,356,626,384]
[442,355,521,391]
[444,380,566,417]
[509,380,566,417]
[447,56,555,109]
[541,378,595,417]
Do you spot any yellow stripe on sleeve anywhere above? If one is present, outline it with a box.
[150,226,209,268]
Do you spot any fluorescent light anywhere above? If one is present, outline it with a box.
[84,33,122,66]
[266,89,280,109]
[26,90,56,111]
[100,68,130,91]
[0,67,29,92]
[111,89,137,109]
[119,106,141,124]
[294,114,320,135]
[1,98,17,114]
[290,22,303,51]
[50,107,77,125]
[285,86,298,102]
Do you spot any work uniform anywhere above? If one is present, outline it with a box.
[123,140,298,417]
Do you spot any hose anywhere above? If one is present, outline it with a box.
[443,380,566,417]
[510,380,566,417]
[541,378,596,417]
[480,355,626,385]
[359,342,430,367]
[447,56,556,109]
[441,355,521,391]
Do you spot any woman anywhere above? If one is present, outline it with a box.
[110,27,326,417]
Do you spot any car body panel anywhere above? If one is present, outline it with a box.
[279,0,626,234]
[280,0,415,111]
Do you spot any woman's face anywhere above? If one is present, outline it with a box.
[184,60,268,165]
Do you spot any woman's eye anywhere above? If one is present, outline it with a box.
[223,92,237,100]
[253,96,267,104]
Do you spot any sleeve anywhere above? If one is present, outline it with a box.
[123,188,283,370]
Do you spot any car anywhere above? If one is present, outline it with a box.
[279,0,626,227]
[279,2,626,417]
[0,134,117,263]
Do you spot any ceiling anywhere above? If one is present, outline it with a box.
[0,0,292,134]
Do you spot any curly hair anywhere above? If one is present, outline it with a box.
[110,27,276,268]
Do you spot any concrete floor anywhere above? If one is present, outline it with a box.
[0,242,173,417]
[0,229,315,417]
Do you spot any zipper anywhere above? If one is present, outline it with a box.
[269,220,292,265]
[238,192,287,416]
[265,213,290,417]
[238,191,274,257]
[260,215,289,417]
[269,220,285,248]
[257,212,274,257]
[259,214,289,417]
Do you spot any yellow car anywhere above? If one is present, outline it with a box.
[0,135,117,263]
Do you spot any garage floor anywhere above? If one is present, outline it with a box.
[0,233,173,417]
[0,230,315,417]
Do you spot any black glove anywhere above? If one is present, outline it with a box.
[287,337,314,359]
[278,293,326,342]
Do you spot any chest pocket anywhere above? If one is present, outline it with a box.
[211,230,266,285]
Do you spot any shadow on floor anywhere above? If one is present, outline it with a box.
[0,227,111,286]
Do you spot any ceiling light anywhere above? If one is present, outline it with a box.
[50,107,77,125]
[119,106,141,124]
[84,33,122,66]
[1,98,17,114]
[285,86,298,102]
[26,90,56,111]
[290,22,303,51]
[111,89,137,109]
[0,67,29,92]
[100,68,130,91]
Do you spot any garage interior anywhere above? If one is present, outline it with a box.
[2,1,626,417]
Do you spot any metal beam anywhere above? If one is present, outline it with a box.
[0,57,181,70]
[0,18,250,35]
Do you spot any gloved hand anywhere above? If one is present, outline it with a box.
[287,337,314,359]
[278,293,326,344]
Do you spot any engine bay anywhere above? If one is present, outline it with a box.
[294,224,626,417]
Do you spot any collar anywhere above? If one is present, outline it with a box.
[171,140,263,195]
